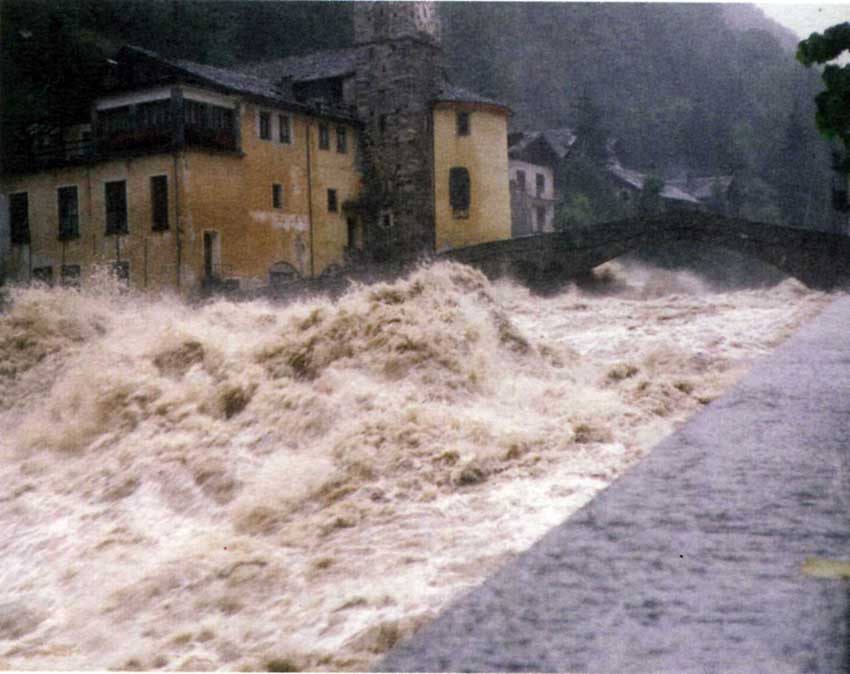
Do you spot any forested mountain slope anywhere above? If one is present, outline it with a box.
[1,1,841,230]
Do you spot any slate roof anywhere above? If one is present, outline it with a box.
[434,81,509,110]
[607,162,701,204]
[123,46,293,105]
[117,46,357,122]
[509,128,576,162]
[541,128,577,159]
[240,48,508,111]
[669,175,734,200]
[240,47,362,83]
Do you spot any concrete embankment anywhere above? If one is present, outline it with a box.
[379,294,850,673]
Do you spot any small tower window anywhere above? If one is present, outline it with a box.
[449,167,471,218]
[272,183,284,209]
[327,188,338,212]
[536,173,545,197]
[336,126,347,153]
[319,124,330,150]
[456,111,470,136]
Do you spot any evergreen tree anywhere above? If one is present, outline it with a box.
[571,88,608,161]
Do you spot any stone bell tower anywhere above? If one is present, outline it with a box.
[353,1,443,259]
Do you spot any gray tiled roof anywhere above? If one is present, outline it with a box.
[125,46,293,105]
[121,46,357,122]
[240,47,363,83]
[509,128,576,161]
[541,128,577,159]
[608,162,701,204]
[434,81,509,110]
[669,175,734,200]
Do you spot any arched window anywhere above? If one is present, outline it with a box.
[449,167,471,218]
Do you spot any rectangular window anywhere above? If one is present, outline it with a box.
[327,188,338,212]
[536,206,547,231]
[336,126,347,153]
[272,183,283,209]
[32,266,53,286]
[457,111,470,136]
[449,166,471,217]
[57,186,79,240]
[516,170,526,192]
[279,114,291,144]
[536,173,545,197]
[319,123,330,150]
[105,180,128,234]
[9,192,30,245]
[259,111,271,140]
[150,175,169,230]
[61,264,81,288]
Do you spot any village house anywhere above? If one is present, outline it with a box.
[606,153,740,215]
[507,128,575,236]
[0,1,512,292]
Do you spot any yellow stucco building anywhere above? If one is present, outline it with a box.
[1,2,513,293]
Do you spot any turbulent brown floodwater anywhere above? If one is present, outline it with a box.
[0,261,830,671]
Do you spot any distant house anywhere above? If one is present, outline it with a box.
[606,160,702,210]
[507,128,575,236]
[607,156,738,214]
[667,174,739,215]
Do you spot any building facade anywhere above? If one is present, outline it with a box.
[507,129,574,237]
[1,1,512,292]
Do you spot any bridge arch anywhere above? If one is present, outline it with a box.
[442,210,850,290]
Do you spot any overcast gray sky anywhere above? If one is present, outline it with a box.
[755,2,850,40]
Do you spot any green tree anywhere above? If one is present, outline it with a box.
[572,88,608,160]
[555,193,595,231]
[797,22,850,165]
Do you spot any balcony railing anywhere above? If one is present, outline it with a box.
[184,125,237,152]
[5,123,239,174]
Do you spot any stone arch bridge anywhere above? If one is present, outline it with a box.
[440,210,850,290]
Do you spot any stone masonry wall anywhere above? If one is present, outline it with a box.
[353,2,443,258]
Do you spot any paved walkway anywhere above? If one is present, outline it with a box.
[379,294,850,673]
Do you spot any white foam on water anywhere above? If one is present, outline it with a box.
[0,260,830,670]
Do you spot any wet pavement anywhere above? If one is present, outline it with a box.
[379,294,850,673]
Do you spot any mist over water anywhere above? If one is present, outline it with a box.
[0,261,829,671]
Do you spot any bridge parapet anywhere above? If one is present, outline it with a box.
[440,211,850,290]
